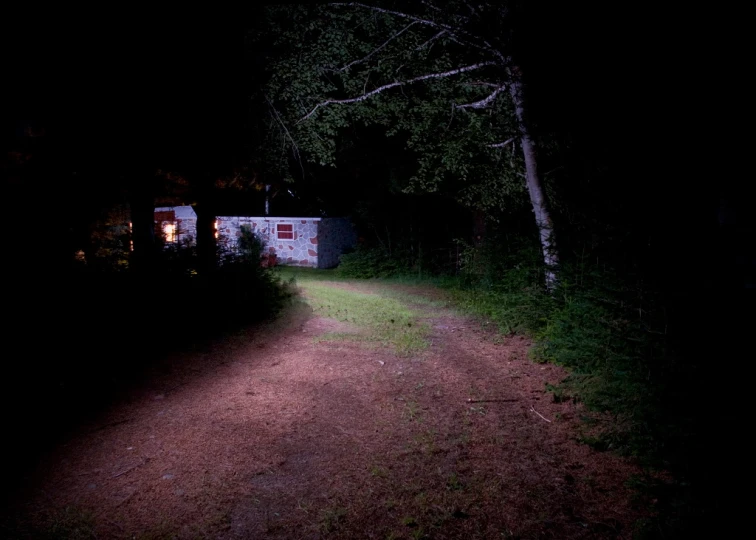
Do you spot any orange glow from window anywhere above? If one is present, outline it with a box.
[164,223,176,242]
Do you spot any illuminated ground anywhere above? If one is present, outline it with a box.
[5,280,650,539]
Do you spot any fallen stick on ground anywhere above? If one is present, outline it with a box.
[466,398,518,403]
[89,418,134,434]
[111,458,147,479]
[529,406,552,423]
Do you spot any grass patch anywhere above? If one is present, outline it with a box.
[319,506,348,534]
[288,272,429,356]
[276,266,350,283]
[402,400,422,423]
[372,287,453,311]
[370,465,389,478]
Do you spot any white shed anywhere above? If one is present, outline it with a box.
[152,207,357,268]
[215,216,356,269]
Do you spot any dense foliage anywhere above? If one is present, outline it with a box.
[255,3,536,214]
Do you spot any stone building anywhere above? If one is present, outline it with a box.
[154,206,356,269]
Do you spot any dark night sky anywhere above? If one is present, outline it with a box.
[4,19,250,177]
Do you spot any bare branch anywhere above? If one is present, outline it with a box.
[265,94,305,178]
[488,137,515,148]
[465,81,501,88]
[299,61,496,122]
[421,0,442,13]
[332,2,448,31]
[338,22,417,72]
[297,98,309,117]
[462,0,479,16]
[530,405,552,423]
[415,29,446,51]
[422,0,470,23]
[266,95,299,158]
[455,85,506,109]
[331,2,496,59]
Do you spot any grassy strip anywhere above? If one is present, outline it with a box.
[282,268,429,356]
[280,265,680,465]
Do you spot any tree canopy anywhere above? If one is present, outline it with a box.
[255,1,571,286]
[259,3,528,208]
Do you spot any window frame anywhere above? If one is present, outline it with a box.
[276,222,296,241]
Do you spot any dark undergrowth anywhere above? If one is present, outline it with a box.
[2,228,295,500]
[335,237,748,538]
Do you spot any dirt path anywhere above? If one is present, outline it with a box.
[5,280,647,539]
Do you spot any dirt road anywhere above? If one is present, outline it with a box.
[4,279,646,539]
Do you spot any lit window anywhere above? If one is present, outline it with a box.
[277,223,294,240]
[214,220,219,239]
[164,223,176,242]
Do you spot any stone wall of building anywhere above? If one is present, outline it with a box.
[216,217,321,267]
[215,216,265,257]
[155,208,356,268]
[270,219,320,266]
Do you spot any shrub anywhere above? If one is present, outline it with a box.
[337,246,410,278]
[446,235,679,462]
[4,228,295,459]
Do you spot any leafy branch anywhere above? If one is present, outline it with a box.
[299,61,497,122]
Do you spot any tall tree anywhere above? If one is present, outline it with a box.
[257,1,558,287]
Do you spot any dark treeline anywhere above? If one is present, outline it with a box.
[1,21,294,497]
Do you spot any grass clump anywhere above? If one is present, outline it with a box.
[293,279,428,356]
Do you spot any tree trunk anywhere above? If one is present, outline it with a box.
[508,71,559,290]
[195,204,217,274]
[472,209,486,247]
[129,179,157,273]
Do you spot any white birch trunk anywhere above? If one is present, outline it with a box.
[509,73,559,290]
